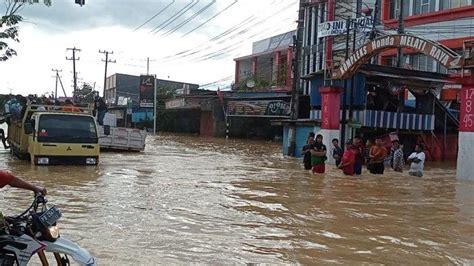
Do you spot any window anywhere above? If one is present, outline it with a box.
[413,0,436,15]
[38,115,98,144]
[410,54,436,72]
[440,0,470,10]
[389,0,410,19]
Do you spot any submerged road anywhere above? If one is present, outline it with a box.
[0,134,473,264]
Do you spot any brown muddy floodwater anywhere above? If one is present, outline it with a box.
[0,134,473,265]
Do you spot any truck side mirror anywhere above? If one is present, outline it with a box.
[103,125,111,136]
[24,122,33,135]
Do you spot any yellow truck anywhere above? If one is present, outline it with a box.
[7,104,108,165]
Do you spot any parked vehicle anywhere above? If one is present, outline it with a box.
[99,126,146,151]
[0,194,97,266]
[7,104,108,165]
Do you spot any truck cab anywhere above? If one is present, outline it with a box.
[8,104,104,165]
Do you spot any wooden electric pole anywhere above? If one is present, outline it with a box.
[99,50,116,98]
[66,47,80,100]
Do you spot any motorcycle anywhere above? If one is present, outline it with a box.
[0,194,96,265]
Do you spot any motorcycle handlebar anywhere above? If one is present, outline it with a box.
[13,193,47,219]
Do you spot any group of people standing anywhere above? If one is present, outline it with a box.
[302,133,426,177]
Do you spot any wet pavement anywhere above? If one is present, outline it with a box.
[0,134,473,264]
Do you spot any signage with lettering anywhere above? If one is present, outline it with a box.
[227,100,290,117]
[320,87,342,130]
[333,34,463,80]
[318,17,373,38]
[460,86,474,132]
[165,98,186,109]
[139,75,155,108]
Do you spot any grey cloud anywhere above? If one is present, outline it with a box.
[18,0,221,34]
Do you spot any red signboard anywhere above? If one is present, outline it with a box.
[139,75,155,108]
[460,86,474,132]
[320,86,343,130]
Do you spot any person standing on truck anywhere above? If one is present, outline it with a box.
[62,99,80,112]
[94,95,108,126]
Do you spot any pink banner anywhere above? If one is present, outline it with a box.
[460,86,474,132]
[320,86,342,130]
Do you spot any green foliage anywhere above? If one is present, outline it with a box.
[0,0,51,61]
[75,83,96,104]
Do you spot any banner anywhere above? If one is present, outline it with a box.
[318,16,373,38]
[460,86,474,132]
[139,75,155,108]
[227,100,290,117]
[320,87,342,130]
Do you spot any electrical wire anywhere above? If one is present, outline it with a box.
[133,0,176,32]
[182,0,239,37]
[161,1,298,63]
[149,0,199,34]
[163,0,217,36]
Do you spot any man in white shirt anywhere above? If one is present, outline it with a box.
[407,144,426,177]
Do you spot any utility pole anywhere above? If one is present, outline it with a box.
[147,57,150,75]
[99,50,116,98]
[348,0,362,134]
[341,17,351,149]
[51,69,62,103]
[397,0,404,67]
[66,47,80,100]
[288,0,305,156]
[396,0,405,132]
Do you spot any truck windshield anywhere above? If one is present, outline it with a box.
[37,114,98,144]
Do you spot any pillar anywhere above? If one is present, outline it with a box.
[235,60,241,84]
[274,51,281,84]
[457,84,474,180]
[286,48,293,88]
[251,57,257,76]
[318,86,343,165]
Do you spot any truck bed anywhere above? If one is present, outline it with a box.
[98,126,147,151]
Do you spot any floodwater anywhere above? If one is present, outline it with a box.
[0,134,473,265]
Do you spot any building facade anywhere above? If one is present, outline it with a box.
[298,0,473,161]
[104,73,199,106]
[234,31,296,92]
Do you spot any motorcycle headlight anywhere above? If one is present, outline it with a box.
[48,225,60,239]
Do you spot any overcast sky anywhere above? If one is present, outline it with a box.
[0,0,298,96]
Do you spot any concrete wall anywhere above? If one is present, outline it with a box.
[457,131,474,181]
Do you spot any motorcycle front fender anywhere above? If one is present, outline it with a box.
[43,238,97,266]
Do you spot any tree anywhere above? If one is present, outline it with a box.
[75,83,97,104]
[1,0,51,61]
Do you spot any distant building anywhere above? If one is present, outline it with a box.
[103,73,199,128]
[234,31,295,92]
[104,73,199,106]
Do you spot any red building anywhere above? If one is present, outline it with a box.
[380,0,474,85]
[234,31,295,92]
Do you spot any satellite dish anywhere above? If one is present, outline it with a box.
[246,79,256,88]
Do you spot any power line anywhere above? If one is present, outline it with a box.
[162,1,298,63]
[66,47,80,99]
[182,0,238,37]
[133,0,176,32]
[150,0,199,34]
[99,50,116,97]
[163,0,217,36]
